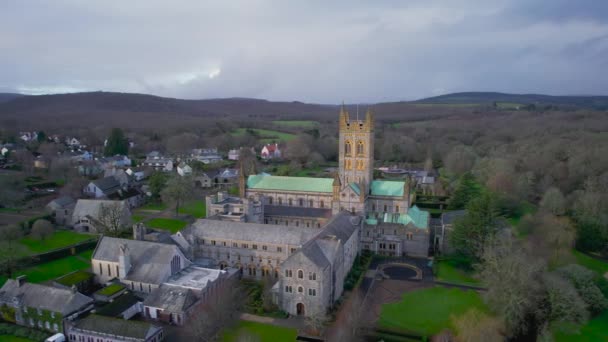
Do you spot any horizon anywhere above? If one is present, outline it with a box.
[1,1,608,102]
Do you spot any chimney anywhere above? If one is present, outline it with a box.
[71,284,78,294]
[16,275,27,287]
[118,244,131,278]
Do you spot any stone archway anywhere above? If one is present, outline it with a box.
[296,303,305,316]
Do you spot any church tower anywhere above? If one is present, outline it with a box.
[338,105,375,190]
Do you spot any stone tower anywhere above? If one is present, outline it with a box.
[338,105,374,189]
[118,243,131,278]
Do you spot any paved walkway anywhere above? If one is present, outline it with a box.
[240,313,307,330]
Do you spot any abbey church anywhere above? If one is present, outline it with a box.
[187,107,430,317]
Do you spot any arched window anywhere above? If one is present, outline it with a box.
[288,198,293,206]
[299,198,304,206]
[320,200,324,208]
[298,270,304,279]
[309,199,313,207]
[357,141,365,155]
[268,197,273,205]
[278,198,282,205]
[345,141,352,156]
[346,160,352,170]
[298,286,304,293]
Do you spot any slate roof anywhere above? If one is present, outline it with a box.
[92,176,121,194]
[370,180,405,197]
[187,219,317,246]
[73,314,161,340]
[0,280,93,315]
[93,237,185,284]
[48,196,75,208]
[143,284,199,313]
[96,292,141,317]
[72,199,129,222]
[247,174,333,193]
[264,205,333,219]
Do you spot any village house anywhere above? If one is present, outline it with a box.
[46,196,76,226]
[193,172,214,188]
[99,155,132,169]
[108,188,146,208]
[84,176,122,198]
[0,276,94,333]
[261,143,281,159]
[190,148,223,164]
[142,152,173,172]
[78,159,104,177]
[228,148,240,160]
[126,167,152,182]
[72,199,131,233]
[213,168,239,188]
[177,162,192,177]
[65,314,164,342]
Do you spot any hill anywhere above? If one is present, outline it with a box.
[0,93,26,103]
[415,92,608,109]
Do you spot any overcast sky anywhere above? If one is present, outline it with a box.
[1,0,607,103]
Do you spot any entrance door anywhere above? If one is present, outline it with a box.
[296,303,305,316]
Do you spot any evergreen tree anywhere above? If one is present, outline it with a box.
[104,128,129,156]
[36,131,47,143]
[448,172,480,209]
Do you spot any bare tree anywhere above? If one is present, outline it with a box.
[31,219,54,241]
[540,186,566,216]
[452,308,504,342]
[98,202,129,236]
[161,175,194,217]
[14,149,34,175]
[59,176,88,198]
[527,213,575,265]
[305,311,329,336]
[166,132,199,156]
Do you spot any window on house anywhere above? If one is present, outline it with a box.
[262,245,267,251]
[288,198,293,206]
[233,242,238,247]
[223,241,227,246]
[298,270,304,279]
[277,247,283,252]
[290,248,296,254]
[345,141,352,156]
[253,244,258,250]
[107,264,111,276]
[296,221,299,227]
[383,205,388,212]
[309,199,313,207]
[309,272,316,280]
[278,198,282,205]
[99,263,103,275]
[372,204,376,211]
[320,200,324,208]
[298,286,304,293]
[308,288,317,296]
[396,205,400,212]
[269,197,273,205]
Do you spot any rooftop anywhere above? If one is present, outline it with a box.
[0,279,93,315]
[73,314,160,340]
[164,266,224,290]
[247,174,333,193]
[370,180,405,197]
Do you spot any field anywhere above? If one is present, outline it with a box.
[20,230,94,253]
[221,321,297,342]
[139,202,167,211]
[271,120,319,128]
[572,250,608,276]
[435,259,480,286]
[147,218,188,233]
[553,310,608,342]
[178,200,207,218]
[379,287,487,336]
[232,128,296,142]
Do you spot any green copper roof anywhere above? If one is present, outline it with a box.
[247,174,334,193]
[349,182,361,196]
[382,205,429,229]
[371,180,405,197]
[365,217,378,225]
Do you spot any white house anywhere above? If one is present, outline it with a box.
[72,199,131,233]
[177,162,192,177]
[67,137,81,147]
[228,149,240,161]
[261,143,281,160]
[84,176,122,198]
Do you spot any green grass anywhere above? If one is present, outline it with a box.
[572,250,608,276]
[496,102,523,109]
[147,218,188,233]
[435,259,480,286]
[178,200,206,218]
[413,103,482,108]
[13,255,91,283]
[379,287,487,336]
[20,230,94,253]
[0,336,35,342]
[55,270,93,286]
[132,215,145,223]
[96,283,125,296]
[78,249,94,260]
[271,120,319,128]
[553,310,608,342]
[221,321,298,342]
[139,202,167,210]
[232,128,296,142]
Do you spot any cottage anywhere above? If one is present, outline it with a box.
[261,143,281,159]
[193,172,214,188]
[66,314,164,342]
[177,162,192,177]
[0,276,94,333]
[46,196,76,226]
[142,153,173,172]
[228,149,240,160]
[72,199,131,233]
[84,176,122,198]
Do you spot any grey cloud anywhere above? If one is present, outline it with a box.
[1,0,607,102]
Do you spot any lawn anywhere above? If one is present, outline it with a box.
[78,249,94,260]
[20,230,94,253]
[13,255,91,283]
[147,218,188,233]
[55,270,94,287]
[222,321,297,342]
[139,202,167,211]
[232,128,296,142]
[132,214,145,223]
[0,336,35,342]
[271,120,319,128]
[96,283,125,296]
[553,310,608,342]
[379,287,487,337]
[178,200,206,218]
[572,250,608,276]
[435,259,480,286]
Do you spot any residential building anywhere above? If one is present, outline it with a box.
[84,176,122,198]
[142,153,173,172]
[46,196,76,226]
[66,314,163,342]
[228,149,240,160]
[71,199,131,233]
[436,210,466,254]
[261,143,281,159]
[177,162,192,176]
[0,276,94,333]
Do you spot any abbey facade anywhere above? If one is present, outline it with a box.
[198,107,430,317]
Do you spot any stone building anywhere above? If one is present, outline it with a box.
[66,314,164,342]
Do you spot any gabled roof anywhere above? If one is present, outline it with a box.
[73,314,161,340]
[349,183,361,196]
[93,237,186,284]
[187,219,317,246]
[370,180,405,197]
[73,199,129,222]
[247,174,333,193]
[382,205,430,229]
[263,143,279,153]
[48,196,75,208]
[92,176,121,193]
[0,280,93,315]
[264,205,332,219]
